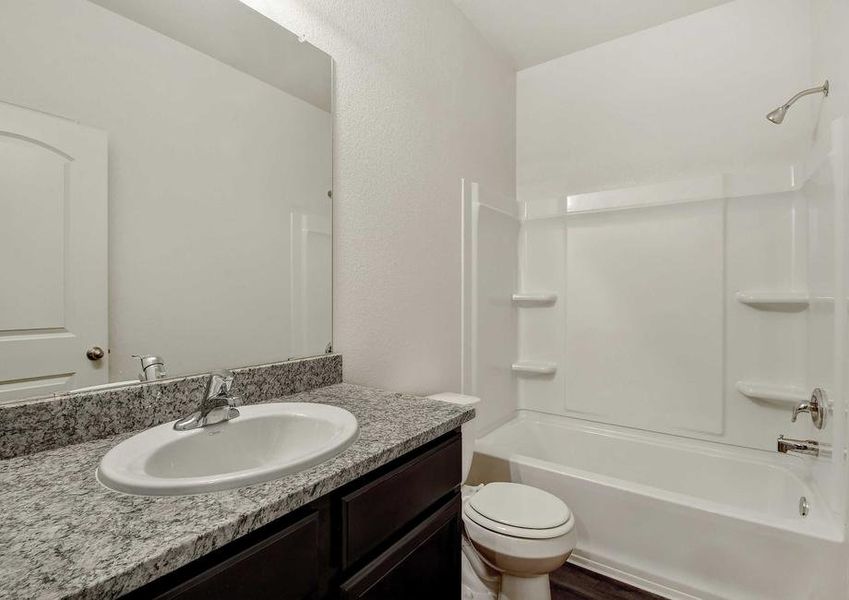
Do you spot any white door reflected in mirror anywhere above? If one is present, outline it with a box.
[0,102,108,402]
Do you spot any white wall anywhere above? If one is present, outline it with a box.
[810,0,849,553]
[240,0,517,394]
[811,1,849,134]
[0,0,331,381]
[517,0,812,201]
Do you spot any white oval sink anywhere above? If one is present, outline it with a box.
[97,403,358,496]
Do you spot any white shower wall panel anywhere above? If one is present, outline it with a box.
[466,186,520,434]
[563,201,724,435]
[516,217,566,415]
[724,191,810,451]
[519,186,811,451]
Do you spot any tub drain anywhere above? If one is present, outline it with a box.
[799,496,809,517]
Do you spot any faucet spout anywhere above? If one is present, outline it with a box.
[777,435,820,456]
[174,370,242,431]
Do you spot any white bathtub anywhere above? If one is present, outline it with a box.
[472,411,846,600]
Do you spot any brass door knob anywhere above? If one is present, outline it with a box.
[86,346,105,361]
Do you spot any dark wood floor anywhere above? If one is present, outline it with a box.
[550,563,665,600]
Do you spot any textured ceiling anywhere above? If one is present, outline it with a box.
[451,0,734,69]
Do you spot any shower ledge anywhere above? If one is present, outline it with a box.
[735,381,808,406]
[512,292,557,306]
[512,361,557,376]
[735,291,809,309]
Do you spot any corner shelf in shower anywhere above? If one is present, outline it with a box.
[735,381,808,406]
[512,361,557,376]
[735,291,809,309]
[512,292,558,306]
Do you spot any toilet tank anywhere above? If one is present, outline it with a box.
[426,392,480,483]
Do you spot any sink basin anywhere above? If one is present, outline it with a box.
[97,403,358,496]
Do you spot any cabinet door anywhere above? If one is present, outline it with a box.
[340,433,461,568]
[340,494,461,600]
[134,510,321,600]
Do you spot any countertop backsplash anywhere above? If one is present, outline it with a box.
[0,354,342,459]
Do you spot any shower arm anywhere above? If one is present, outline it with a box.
[778,81,829,110]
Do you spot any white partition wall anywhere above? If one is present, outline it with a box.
[461,181,519,434]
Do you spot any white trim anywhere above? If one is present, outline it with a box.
[522,163,805,220]
[475,199,521,221]
[568,552,705,600]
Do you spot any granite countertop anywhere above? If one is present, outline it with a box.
[0,383,473,600]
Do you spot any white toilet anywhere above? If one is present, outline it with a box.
[428,393,576,600]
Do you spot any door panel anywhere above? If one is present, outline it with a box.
[0,135,66,329]
[0,102,108,402]
[340,494,461,600]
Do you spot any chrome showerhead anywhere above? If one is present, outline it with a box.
[766,80,829,125]
[766,105,788,124]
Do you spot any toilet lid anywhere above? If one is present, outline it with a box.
[467,482,570,530]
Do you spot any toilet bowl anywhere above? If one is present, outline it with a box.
[428,393,576,600]
[463,482,575,600]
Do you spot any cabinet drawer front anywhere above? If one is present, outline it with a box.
[340,493,461,600]
[341,433,461,567]
[144,511,320,600]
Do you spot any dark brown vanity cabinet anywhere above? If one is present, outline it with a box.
[339,497,461,600]
[126,430,461,600]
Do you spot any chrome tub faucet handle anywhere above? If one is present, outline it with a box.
[791,388,827,430]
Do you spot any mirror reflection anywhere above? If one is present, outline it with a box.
[0,0,333,403]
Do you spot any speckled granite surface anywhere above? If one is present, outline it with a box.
[0,354,342,459]
[0,383,473,600]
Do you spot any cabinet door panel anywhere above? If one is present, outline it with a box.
[142,511,320,600]
[341,434,460,567]
[340,494,461,600]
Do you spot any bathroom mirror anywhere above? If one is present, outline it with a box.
[0,0,333,402]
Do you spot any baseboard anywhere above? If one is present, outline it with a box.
[568,552,705,600]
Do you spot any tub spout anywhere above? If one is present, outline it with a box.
[777,435,819,456]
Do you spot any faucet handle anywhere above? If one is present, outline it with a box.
[206,370,236,398]
[132,354,166,381]
[791,388,828,430]
[174,371,241,431]
[791,402,810,423]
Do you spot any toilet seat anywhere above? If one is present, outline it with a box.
[464,482,573,540]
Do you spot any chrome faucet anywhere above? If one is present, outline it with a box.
[791,388,828,429]
[174,370,242,431]
[133,354,166,382]
[777,435,820,456]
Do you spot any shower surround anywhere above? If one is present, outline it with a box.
[462,1,849,597]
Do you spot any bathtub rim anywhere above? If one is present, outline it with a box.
[474,410,844,543]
